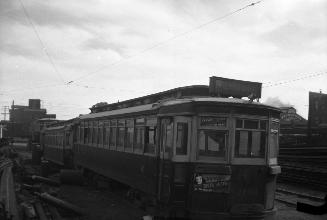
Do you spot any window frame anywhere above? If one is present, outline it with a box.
[116,119,125,151]
[196,115,229,163]
[103,120,109,149]
[98,120,104,147]
[144,117,157,156]
[92,121,98,147]
[172,116,191,162]
[134,117,145,154]
[124,119,134,152]
[159,118,174,159]
[232,116,268,165]
[268,118,279,165]
[109,119,117,150]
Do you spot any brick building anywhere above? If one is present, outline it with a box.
[7,99,56,138]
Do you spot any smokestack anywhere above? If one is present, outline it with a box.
[29,99,41,109]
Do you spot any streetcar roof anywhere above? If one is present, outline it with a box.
[161,97,278,108]
[80,97,279,120]
[80,103,156,119]
[44,125,66,131]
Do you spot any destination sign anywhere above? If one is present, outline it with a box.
[200,117,226,127]
[193,174,230,193]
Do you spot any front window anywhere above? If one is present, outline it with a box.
[197,116,227,159]
[235,119,267,158]
[198,130,227,157]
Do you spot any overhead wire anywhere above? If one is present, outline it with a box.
[17,0,65,83]
[263,71,327,88]
[67,0,264,84]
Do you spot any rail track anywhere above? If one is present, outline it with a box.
[278,144,327,191]
[275,187,325,207]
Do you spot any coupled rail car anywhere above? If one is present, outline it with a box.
[40,77,281,219]
[41,121,74,167]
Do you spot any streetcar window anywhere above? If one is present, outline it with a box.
[88,123,93,144]
[269,121,279,160]
[160,121,173,157]
[176,122,188,155]
[109,127,117,149]
[244,120,259,129]
[76,127,80,144]
[236,119,243,128]
[117,127,125,149]
[65,133,70,146]
[134,127,144,152]
[144,126,156,154]
[125,127,134,150]
[260,120,267,130]
[235,119,267,158]
[198,130,226,157]
[92,125,98,145]
[104,121,109,148]
[166,124,173,151]
[125,119,134,151]
[83,127,88,144]
[117,120,125,150]
[103,127,107,146]
[98,126,103,146]
[79,127,83,144]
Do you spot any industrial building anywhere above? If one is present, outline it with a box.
[5,99,56,139]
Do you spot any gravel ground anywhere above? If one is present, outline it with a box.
[275,201,327,220]
[10,143,327,220]
[58,185,146,220]
[58,183,327,220]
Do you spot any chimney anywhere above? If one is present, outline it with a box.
[29,99,41,109]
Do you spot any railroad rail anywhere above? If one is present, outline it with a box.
[0,159,20,220]
[278,144,327,191]
[275,188,325,208]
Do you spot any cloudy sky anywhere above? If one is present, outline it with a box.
[0,0,326,119]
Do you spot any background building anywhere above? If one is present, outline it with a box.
[7,99,56,139]
[308,91,327,143]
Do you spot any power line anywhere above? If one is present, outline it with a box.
[67,1,264,84]
[1,69,326,96]
[263,71,327,88]
[17,0,65,83]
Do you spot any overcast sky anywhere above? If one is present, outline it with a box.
[0,0,326,120]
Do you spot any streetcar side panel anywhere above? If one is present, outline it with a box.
[74,113,159,196]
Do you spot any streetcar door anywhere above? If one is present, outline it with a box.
[157,118,173,202]
[171,116,192,206]
[173,116,191,161]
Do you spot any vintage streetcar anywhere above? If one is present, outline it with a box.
[40,77,281,219]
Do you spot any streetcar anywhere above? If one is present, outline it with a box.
[42,76,281,219]
[41,120,74,167]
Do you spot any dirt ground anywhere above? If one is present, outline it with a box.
[58,184,146,220]
[8,143,327,220]
[275,202,327,220]
[58,183,327,220]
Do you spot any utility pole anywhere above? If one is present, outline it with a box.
[1,106,9,121]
